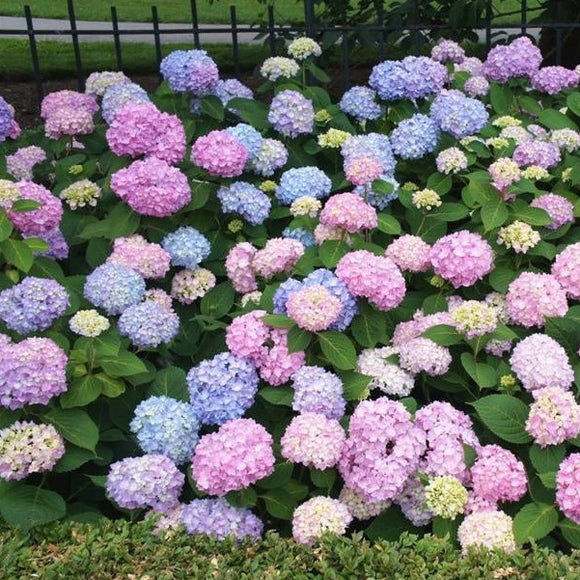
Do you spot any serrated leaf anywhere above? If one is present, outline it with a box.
[259,386,293,407]
[100,351,147,377]
[287,325,311,353]
[339,371,372,401]
[319,240,350,269]
[1,238,33,272]
[257,462,293,490]
[200,95,224,121]
[53,446,95,473]
[376,213,401,235]
[200,282,235,319]
[262,488,295,520]
[559,519,580,548]
[148,366,188,401]
[513,503,558,543]
[43,408,100,452]
[0,485,65,532]
[529,444,566,475]
[319,331,357,370]
[481,197,508,231]
[310,468,337,490]
[351,305,385,348]
[261,314,295,328]
[422,324,463,346]
[60,375,102,408]
[461,352,496,389]
[472,394,531,444]
[429,203,469,222]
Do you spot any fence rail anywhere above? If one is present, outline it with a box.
[0,0,579,109]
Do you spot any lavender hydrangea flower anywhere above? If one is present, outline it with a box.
[130,396,200,464]
[282,227,315,247]
[118,301,179,348]
[217,182,271,225]
[0,277,69,335]
[291,365,346,420]
[391,114,440,160]
[186,352,259,426]
[160,49,219,95]
[0,96,14,142]
[268,90,315,138]
[250,138,288,176]
[84,263,145,316]
[430,89,489,139]
[342,133,396,176]
[339,86,383,122]
[101,82,151,124]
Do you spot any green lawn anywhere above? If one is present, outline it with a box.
[0,0,305,24]
[0,0,542,25]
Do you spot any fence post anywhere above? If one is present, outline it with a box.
[341,7,350,92]
[230,6,241,77]
[378,3,385,61]
[555,0,563,65]
[304,0,315,38]
[267,5,276,55]
[67,0,84,91]
[24,5,43,106]
[411,0,420,56]
[521,0,527,36]
[152,6,163,82]
[111,6,123,71]
[485,0,492,53]
[190,0,201,49]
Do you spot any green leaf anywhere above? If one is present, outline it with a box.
[43,409,100,452]
[422,293,448,314]
[567,93,580,119]
[351,304,385,348]
[200,282,235,319]
[490,83,515,114]
[430,203,469,222]
[366,505,417,541]
[460,353,496,389]
[225,488,257,508]
[262,488,295,520]
[422,324,463,346]
[376,213,401,235]
[319,331,357,370]
[319,240,350,269]
[149,366,188,401]
[261,314,295,329]
[100,351,147,377]
[432,516,459,540]
[481,197,509,231]
[511,206,551,226]
[259,386,293,407]
[0,485,65,532]
[538,109,578,131]
[94,374,126,398]
[227,98,270,130]
[537,472,556,489]
[60,375,102,409]
[10,199,42,212]
[489,266,517,293]
[513,503,558,543]
[22,237,49,252]
[257,462,293,490]
[200,95,224,121]
[0,239,33,272]
[0,210,13,242]
[529,445,566,475]
[339,371,372,401]
[426,173,452,195]
[463,444,477,468]
[559,519,580,548]
[287,325,311,353]
[53,445,95,473]
[472,394,531,444]
[310,468,337,490]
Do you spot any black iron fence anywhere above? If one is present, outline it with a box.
[0,0,579,108]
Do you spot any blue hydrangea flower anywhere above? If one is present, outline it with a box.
[273,278,303,314]
[341,133,396,176]
[217,182,271,225]
[101,82,151,124]
[276,167,332,205]
[369,56,447,101]
[118,302,179,348]
[303,268,358,331]
[84,263,145,316]
[186,352,259,426]
[214,79,254,108]
[390,114,440,160]
[250,138,288,177]
[339,86,383,122]
[354,175,400,210]
[0,96,14,142]
[182,498,263,540]
[291,365,346,420]
[282,227,315,247]
[0,277,69,335]
[225,124,264,160]
[160,49,219,95]
[268,90,315,138]
[162,227,211,269]
[130,396,200,465]
[430,89,490,139]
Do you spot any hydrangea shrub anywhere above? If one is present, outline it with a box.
[1,39,580,553]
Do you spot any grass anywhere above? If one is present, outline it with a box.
[0,0,542,25]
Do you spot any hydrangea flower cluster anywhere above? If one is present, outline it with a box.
[451,300,498,339]
[356,346,415,397]
[320,193,377,233]
[552,243,580,299]
[101,82,151,123]
[530,194,574,230]
[276,167,332,205]
[85,71,130,97]
[424,476,468,519]
[430,90,489,139]
[59,179,102,210]
[386,235,431,273]
[186,352,259,426]
[268,90,315,138]
[287,37,322,60]
[160,49,219,94]
[458,511,516,554]
[339,86,383,122]
[483,37,542,83]
[118,301,180,347]
[192,418,274,496]
[69,309,110,337]
[171,268,216,304]
[0,421,65,481]
[497,221,540,253]
[8,182,63,236]
[391,114,440,160]
[436,147,468,174]
[6,146,46,181]
[531,66,578,95]
[291,365,346,420]
[107,235,171,279]
[162,227,211,270]
[191,130,249,177]
[260,57,299,81]
[217,182,271,225]
[251,138,288,176]
[292,497,352,545]
[556,454,580,524]
[40,90,98,139]
[130,396,200,464]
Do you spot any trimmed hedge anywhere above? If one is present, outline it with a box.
[2,520,580,580]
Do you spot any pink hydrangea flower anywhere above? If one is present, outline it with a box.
[506,272,568,327]
[319,192,377,234]
[386,235,431,273]
[110,157,191,217]
[281,412,346,470]
[8,182,63,236]
[226,242,258,293]
[556,454,580,524]
[526,387,580,447]
[252,238,304,278]
[191,130,248,177]
[286,285,342,332]
[530,194,574,230]
[336,250,406,311]
[292,496,352,545]
[430,231,494,288]
[107,234,171,279]
[314,223,351,245]
[192,418,275,496]
[398,337,452,376]
[552,243,580,300]
[392,310,454,346]
[40,90,98,140]
[509,334,574,392]
[344,157,383,186]
[471,445,527,504]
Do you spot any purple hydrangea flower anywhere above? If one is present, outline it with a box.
[217,182,271,225]
[118,301,179,348]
